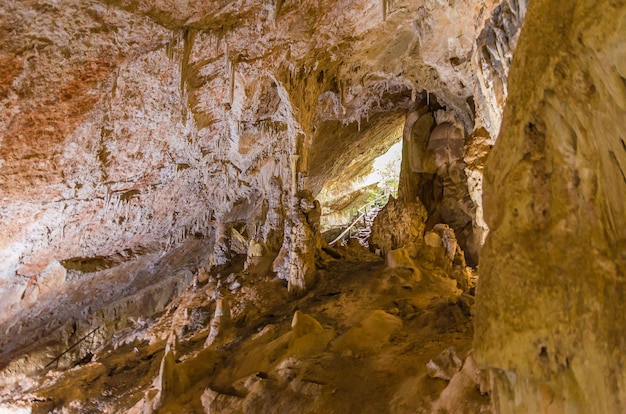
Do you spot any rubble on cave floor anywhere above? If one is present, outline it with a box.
[2,242,490,414]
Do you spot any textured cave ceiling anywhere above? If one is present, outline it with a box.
[0,0,521,321]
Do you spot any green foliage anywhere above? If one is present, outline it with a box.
[367,154,400,203]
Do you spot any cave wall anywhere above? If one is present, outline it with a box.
[11,0,626,411]
[474,0,527,138]
[4,0,625,411]
[0,0,515,329]
[475,0,626,412]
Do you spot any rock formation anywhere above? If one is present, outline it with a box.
[0,0,511,324]
[475,0,626,412]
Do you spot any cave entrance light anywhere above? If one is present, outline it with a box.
[319,138,403,245]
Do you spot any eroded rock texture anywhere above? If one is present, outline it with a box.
[475,0,626,412]
[0,0,528,372]
[0,0,514,326]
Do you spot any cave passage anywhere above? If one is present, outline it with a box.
[1,0,625,412]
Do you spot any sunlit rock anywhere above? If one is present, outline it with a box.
[370,196,428,257]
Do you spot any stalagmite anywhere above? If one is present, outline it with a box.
[204,298,230,348]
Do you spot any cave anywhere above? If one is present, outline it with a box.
[1,0,625,412]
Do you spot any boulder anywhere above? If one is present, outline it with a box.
[426,347,463,381]
[370,196,428,258]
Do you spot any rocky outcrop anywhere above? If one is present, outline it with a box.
[475,0,626,412]
[370,196,428,257]
[0,239,204,380]
[272,191,322,296]
[398,108,483,265]
[463,127,492,259]
[474,0,527,137]
[430,351,491,413]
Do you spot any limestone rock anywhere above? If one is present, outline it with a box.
[475,0,626,412]
[1,237,481,413]
[271,191,323,296]
[0,0,516,381]
[204,298,232,348]
[244,239,265,271]
[400,110,479,266]
[426,347,463,381]
[463,127,493,260]
[370,196,428,258]
[428,122,466,171]
[197,267,211,284]
[201,387,243,414]
[332,310,403,356]
[431,352,492,413]
[474,0,526,138]
[288,311,334,358]
[432,224,461,262]
[420,224,473,292]
[19,260,66,304]
[406,112,438,175]
[7,0,616,413]
[272,212,317,297]
[424,231,443,248]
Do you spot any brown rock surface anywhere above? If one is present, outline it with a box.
[0,243,480,413]
[475,0,626,412]
[369,195,428,257]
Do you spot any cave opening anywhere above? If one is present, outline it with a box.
[318,135,403,246]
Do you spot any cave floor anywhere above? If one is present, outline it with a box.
[6,243,488,413]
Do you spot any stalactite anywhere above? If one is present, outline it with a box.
[229,58,237,106]
[290,154,300,195]
[104,188,112,215]
[113,194,121,214]
[275,0,284,24]
[180,28,195,124]
[215,34,222,56]
[165,33,178,61]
